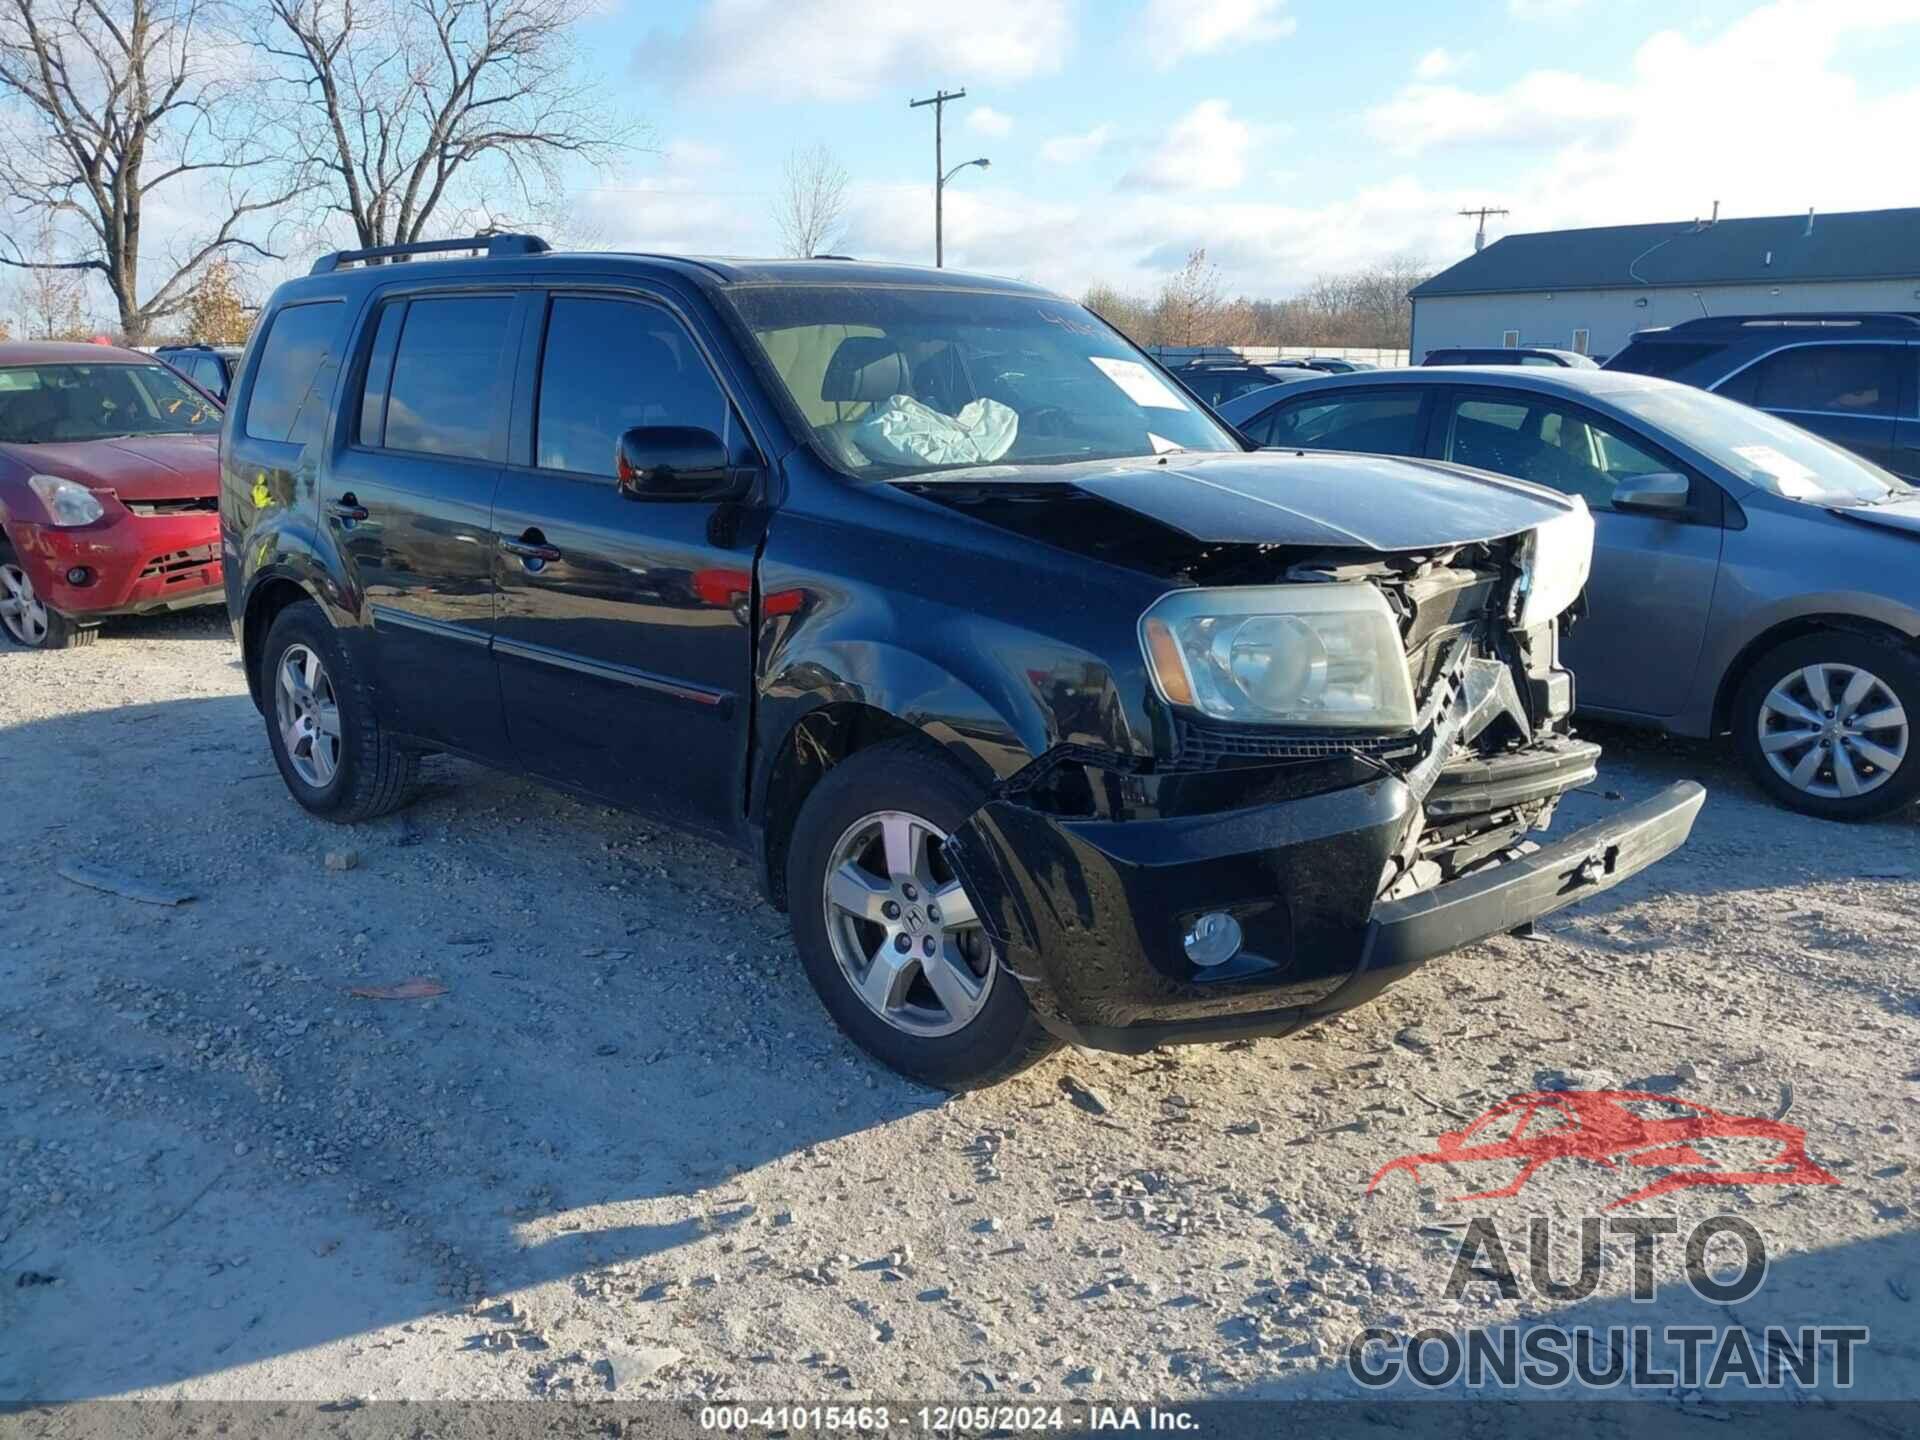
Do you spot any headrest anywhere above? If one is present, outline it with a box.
[821,336,908,404]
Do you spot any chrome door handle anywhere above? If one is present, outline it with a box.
[500,533,561,565]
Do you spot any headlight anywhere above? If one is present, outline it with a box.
[1140,583,1416,730]
[1516,501,1594,629]
[28,474,105,527]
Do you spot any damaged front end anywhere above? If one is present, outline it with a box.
[944,514,1704,1053]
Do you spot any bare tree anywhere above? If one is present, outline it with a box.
[5,220,93,338]
[1152,247,1225,348]
[773,143,848,258]
[257,0,639,252]
[1080,281,1152,340]
[0,0,297,341]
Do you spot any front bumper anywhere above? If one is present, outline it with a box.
[949,772,1704,1054]
[8,514,223,619]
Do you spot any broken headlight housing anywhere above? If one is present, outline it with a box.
[1140,583,1416,730]
[1516,501,1594,630]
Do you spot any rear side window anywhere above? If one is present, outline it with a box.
[1253,392,1424,454]
[245,302,345,442]
[382,296,515,460]
[535,296,731,478]
[1734,344,1902,417]
[1605,340,1719,379]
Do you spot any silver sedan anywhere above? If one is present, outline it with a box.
[1222,367,1920,820]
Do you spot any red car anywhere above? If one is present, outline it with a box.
[0,341,224,649]
[1368,1089,1839,1210]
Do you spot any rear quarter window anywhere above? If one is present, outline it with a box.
[1606,340,1721,379]
[245,302,346,443]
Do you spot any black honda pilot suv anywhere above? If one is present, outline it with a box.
[221,234,1703,1088]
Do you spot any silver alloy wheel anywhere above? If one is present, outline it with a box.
[0,561,48,646]
[822,809,994,1038]
[275,643,343,789]
[1758,662,1909,800]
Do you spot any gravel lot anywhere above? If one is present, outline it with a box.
[3,610,1919,1421]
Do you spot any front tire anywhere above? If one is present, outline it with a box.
[1733,632,1919,820]
[260,600,419,823]
[0,541,96,650]
[786,739,1058,1090]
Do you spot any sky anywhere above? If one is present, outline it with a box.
[552,0,1920,299]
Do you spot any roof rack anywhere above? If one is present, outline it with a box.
[809,253,858,261]
[1659,311,1920,334]
[309,233,551,275]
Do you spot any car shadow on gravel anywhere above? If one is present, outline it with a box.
[2,692,952,1400]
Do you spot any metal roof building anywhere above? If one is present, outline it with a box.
[1407,206,1920,362]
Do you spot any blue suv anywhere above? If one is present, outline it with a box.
[1605,313,1920,480]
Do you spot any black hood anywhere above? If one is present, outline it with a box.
[901,449,1578,551]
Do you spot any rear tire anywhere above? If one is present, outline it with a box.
[786,739,1058,1090]
[1733,632,1920,821]
[0,539,96,650]
[260,599,419,823]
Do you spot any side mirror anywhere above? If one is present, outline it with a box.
[616,426,748,502]
[1611,471,1691,515]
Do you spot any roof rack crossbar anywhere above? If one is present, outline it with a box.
[310,233,551,275]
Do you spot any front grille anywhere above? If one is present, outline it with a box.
[1165,719,1418,772]
[139,544,218,584]
[125,497,217,516]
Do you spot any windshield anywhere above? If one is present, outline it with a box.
[725,285,1244,477]
[1611,382,1911,505]
[0,362,221,445]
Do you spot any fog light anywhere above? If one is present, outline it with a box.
[66,567,91,585]
[1183,911,1243,968]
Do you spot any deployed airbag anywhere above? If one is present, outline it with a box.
[854,394,1018,467]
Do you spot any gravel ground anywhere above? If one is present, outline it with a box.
[2,610,1918,1421]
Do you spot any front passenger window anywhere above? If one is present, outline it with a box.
[535,297,732,478]
[1444,396,1666,511]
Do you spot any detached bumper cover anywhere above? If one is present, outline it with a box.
[8,513,223,618]
[950,777,1704,1054]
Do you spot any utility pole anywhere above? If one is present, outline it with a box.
[1458,206,1509,253]
[911,88,966,267]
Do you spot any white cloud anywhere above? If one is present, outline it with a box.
[1365,71,1632,157]
[1134,0,1295,69]
[1414,47,1469,79]
[1039,123,1113,166]
[1119,100,1250,192]
[966,106,1014,138]
[829,0,1920,306]
[632,0,1073,101]
[569,140,772,256]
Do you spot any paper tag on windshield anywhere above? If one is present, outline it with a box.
[1732,444,1822,498]
[1089,356,1188,410]
[1147,432,1182,454]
